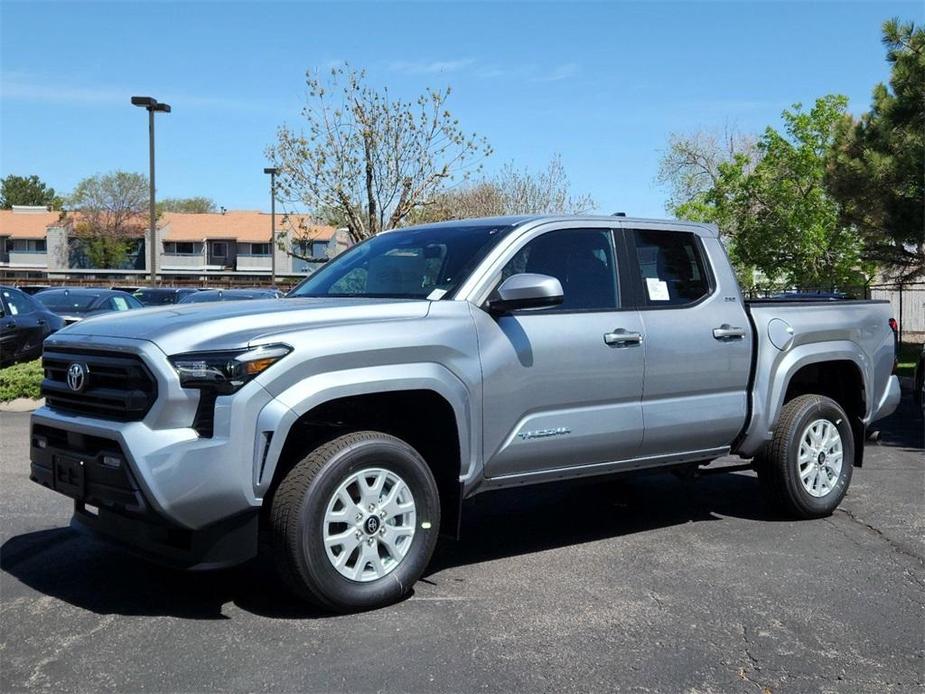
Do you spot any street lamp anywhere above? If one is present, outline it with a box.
[264,167,279,286]
[131,96,171,285]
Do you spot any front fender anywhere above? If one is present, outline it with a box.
[252,363,477,499]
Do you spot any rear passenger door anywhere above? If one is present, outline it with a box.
[625,226,752,457]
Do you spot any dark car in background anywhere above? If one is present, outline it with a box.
[768,291,849,301]
[177,288,282,303]
[132,287,200,306]
[34,288,144,325]
[0,286,65,366]
[16,285,51,296]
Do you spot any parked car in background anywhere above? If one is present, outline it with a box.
[132,287,200,306]
[34,288,144,325]
[769,291,849,301]
[177,288,282,303]
[110,286,143,294]
[16,285,51,295]
[0,285,65,366]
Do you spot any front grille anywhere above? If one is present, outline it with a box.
[42,348,158,421]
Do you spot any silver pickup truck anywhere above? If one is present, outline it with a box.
[29,215,901,611]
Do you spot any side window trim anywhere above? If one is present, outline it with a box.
[491,227,626,314]
[625,228,716,310]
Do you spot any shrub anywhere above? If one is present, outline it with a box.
[0,359,43,402]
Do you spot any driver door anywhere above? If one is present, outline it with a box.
[474,226,645,479]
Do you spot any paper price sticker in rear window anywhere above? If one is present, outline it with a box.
[645,277,670,301]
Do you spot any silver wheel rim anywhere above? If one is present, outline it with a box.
[323,468,416,582]
[798,418,843,498]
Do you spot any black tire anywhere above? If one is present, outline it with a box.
[756,394,854,519]
[270,431,440,612]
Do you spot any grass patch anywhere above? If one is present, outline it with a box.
[0,359,43,402]
[897,341,921,379]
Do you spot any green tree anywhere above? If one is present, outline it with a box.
[660,98,869,290]
[0,174,60,209]
[656,129,759,284]
[720,96,869,289]
[827,18,925,281]
[156,196,217,214]
[268,65,492,245]
[68,171,148,268]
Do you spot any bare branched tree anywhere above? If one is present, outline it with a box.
[416,154,595,222]
[268,65,493,246]
[656,126,757,213]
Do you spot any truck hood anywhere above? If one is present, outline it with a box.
[56,297,432,355]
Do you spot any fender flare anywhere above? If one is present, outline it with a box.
[252,362,476,499]
[737,341,869,458]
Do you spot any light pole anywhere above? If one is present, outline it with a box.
[131,96,171,286]
[264,167,279,286]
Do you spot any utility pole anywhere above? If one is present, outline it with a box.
[264,167,279,286]
[131,96,171,285]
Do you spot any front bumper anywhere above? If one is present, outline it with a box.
[29,421,260,569]
[28,336,297,568]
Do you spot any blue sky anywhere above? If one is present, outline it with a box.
[1,1,920,218]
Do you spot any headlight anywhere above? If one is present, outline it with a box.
[169,344,292,394]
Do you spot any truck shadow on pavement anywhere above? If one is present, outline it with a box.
[1,469,773,621]
[2,396,918,621]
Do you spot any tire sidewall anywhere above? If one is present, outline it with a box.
[784,399,854,515]
[293,435,440,611]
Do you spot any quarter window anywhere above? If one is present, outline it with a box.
[632,230,710,306]
[500,229,620,311]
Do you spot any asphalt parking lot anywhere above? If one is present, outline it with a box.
[1,396,922,693]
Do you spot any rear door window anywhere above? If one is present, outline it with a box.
[631,230,711,306]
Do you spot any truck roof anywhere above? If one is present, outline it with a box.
[395,215,720,238]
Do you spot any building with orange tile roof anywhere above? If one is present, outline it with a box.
[0,207,347,281]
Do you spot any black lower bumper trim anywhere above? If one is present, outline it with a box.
[72,503,259,570]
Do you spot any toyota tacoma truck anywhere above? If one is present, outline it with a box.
[29,216,901,612]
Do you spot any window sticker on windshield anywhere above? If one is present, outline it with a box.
[645,277,670,301]
[112,296,129,310]
[426,288,447,301]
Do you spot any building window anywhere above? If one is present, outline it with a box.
[164,242,201,255]
[10,239,47,253]
[211,241,227,258]
[241,243,270,256]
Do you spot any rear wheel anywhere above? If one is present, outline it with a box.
[270,431,440,612]
[756,394,854,518]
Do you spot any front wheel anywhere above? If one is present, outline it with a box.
[756,394,854,519]
[269,431,441,612]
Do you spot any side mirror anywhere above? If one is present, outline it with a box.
[488,273,563,314]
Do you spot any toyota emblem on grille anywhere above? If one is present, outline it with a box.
[66,362,88,392]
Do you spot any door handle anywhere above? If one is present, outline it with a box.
[604,329,643,347]
[713,324,746,340]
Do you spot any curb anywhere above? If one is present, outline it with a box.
[0,398,44,413]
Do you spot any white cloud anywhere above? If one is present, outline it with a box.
[531,63,579,83]
[387,58,475,75]
[0,72,280,113]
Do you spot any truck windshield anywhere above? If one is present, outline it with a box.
[287,223,516,300]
